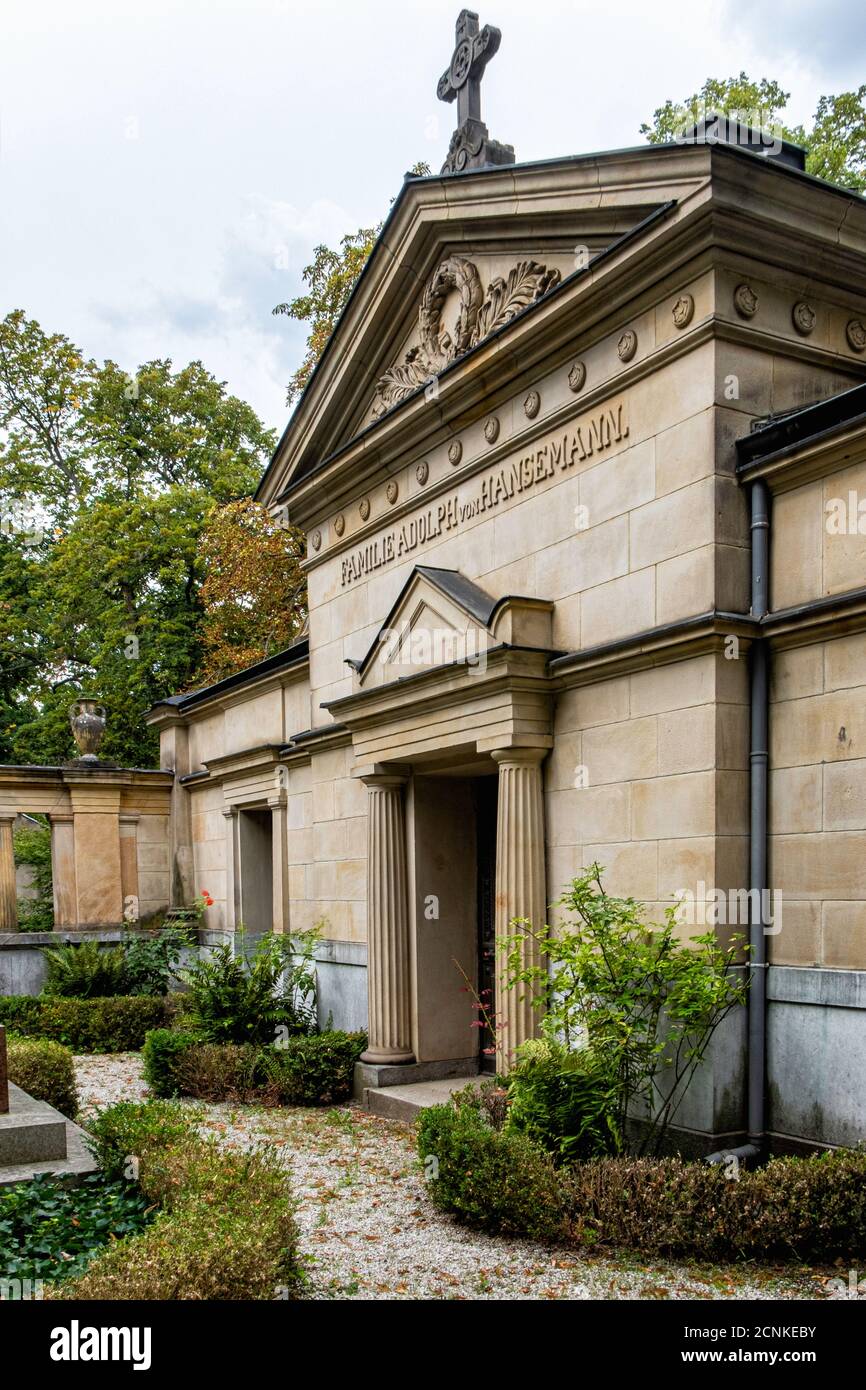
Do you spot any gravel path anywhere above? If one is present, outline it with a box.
[75,1054,825,1302]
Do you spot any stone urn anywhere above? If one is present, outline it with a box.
[69,700,107,762]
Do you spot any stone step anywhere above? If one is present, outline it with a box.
[0,1084,98,1187]
[0,1084,68,1165]
[363,1075,484,1123]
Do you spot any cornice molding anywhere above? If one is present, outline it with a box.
[549,612,757,688]
[321,644,553,730]
[736,418,866,493]
[146,658,310,728]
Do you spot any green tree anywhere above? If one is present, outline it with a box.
[196,497,307,684]
[641,73,866,192]
[273,162,432,404]
[0,311,276,767]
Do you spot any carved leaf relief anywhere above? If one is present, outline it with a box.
[370,256,562,420]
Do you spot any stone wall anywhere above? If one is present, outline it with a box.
[547,652,749,932]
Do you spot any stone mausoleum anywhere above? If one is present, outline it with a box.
[143,13,866,1151]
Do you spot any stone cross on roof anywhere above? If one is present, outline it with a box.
[436,9,515,176]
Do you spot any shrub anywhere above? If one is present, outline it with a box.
[42,939,128,999]
[61,1101,302,1300]
[418,1099,866,1262]
[0,995,168,1052]
[719,1149,866,1262]
[0,1172,155,1284]
[505,1037,621,1162]
[501,864,748,1155]
[177,927,318,1044]
[85,1100,196,1180]
[176,1042,263,1102]
[120,925,194,997]
[417,1096,569,1241]
[141,1028,198,1098]
[6,1037,78,1117]
[258,1031,366,1105]
[142,1028,367,1106]
[0,996,42,1033]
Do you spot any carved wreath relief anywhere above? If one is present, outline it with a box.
[847,319,866,353]
[672,294,694,329]
[792,301,816,336]
[370,256,562,419]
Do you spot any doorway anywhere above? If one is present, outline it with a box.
[237,808,273,934]
[473,776,498,1072]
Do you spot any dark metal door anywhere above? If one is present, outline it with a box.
[474,776,498,1072]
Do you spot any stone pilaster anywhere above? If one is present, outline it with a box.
[49,815,76,929]
[222,807,239,931]
[360,773,414,1064]
[268,793,290,934]
[0,818,17,932]
[491,749,548,1070]
[161,722,194,907]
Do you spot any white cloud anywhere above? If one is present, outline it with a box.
[1,0,861,435]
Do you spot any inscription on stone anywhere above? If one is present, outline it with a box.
[339,401,629,587]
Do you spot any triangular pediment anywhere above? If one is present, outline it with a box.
[352,566,555,691]
[354,567,496,690]
[257,145,717,509]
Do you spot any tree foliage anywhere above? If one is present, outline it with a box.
[0,310,276,766]
[195,498,307,684]
[641,73,866,192]
[272,162,432,404]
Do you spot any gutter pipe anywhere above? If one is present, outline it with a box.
[706,479,769,1167]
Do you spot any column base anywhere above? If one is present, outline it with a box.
[360,1047,415,1066]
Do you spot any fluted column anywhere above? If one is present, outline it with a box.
[222,808,239,931]
[361,773,414,1065]
[491,749,547,1070]
[0,818,18,932]
[268,793,290,934]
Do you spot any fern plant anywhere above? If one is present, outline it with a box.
[177,927,318,1045]
[41,939,128,999]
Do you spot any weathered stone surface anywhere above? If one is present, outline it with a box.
[0,1024,7,1114]
[0,1085,96,1187]
[0,1083,67,1164]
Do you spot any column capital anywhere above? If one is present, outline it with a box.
[359,770,410,790]
[490,746,547,767]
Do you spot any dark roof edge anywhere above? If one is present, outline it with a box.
[737,383,866,471]
[281,722,349,752]
[150,638,309,716]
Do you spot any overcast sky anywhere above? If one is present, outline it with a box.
[1,0,863,433]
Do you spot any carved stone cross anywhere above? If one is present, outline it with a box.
[0,1024,8,1114]
[437,10,515,175]
[437,9,501,128]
